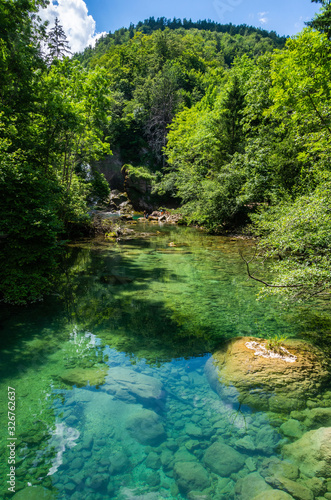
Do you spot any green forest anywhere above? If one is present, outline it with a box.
[1,0,331,305]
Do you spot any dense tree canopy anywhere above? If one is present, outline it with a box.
[0,0,111,303]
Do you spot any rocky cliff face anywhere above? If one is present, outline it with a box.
[94,152,179,212]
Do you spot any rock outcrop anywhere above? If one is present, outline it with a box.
[146,210,183,224]
[205,337,330,412]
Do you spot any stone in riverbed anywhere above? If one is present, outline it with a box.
[252,492,294,500]
[302,407,331,429]
[12,487,55,500]
[255,426,280,454]
[174,448,197,463]
[185,423,203,438]
[203,441,246,477]
[282,427,331,478]
[265,476,313,500]
[126,408,166,445]
[109,451,131,474]
[60,365,108,388]
[235,435,256,452]
[103,367,164,407]
[280,419,304,439]
[234,472,272,500]
[259,457,299,481]
[205,337,330,412]
[173,461,211,493]
[145,451,161,470]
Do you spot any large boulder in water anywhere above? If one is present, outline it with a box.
[205,337,330,412]
[103,367,164,407]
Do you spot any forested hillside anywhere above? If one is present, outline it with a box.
[1,0,331,305]
[76,19,286,171]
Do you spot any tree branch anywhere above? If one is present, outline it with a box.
[239,249,304,288]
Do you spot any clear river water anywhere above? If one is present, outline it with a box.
[0,222,330,500]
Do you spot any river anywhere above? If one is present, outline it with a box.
[0,223,330,499]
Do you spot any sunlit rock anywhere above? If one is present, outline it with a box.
[265,476,313,500]
[259,457,299,481]
[282,427,331,478]
[280,419,304,438]
[301,407,331,429]
[60,365,108,388]
[205,337,330,412]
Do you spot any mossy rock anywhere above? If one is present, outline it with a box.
[12,486,55,500]
[60,365,108,388]
[205,337,330,412]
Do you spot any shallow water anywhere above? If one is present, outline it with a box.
[0,223,330,499]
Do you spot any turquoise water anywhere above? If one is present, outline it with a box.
[0,223,330,499]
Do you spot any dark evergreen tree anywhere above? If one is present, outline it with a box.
[47,17,72,62]
[306,0,331,38]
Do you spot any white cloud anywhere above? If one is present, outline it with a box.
[38,0,107,54]
[258,11,269,25]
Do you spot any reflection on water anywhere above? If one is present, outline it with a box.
[0,224,330,499]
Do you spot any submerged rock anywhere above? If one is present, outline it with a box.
[282,427,331,478]
[252,492,294,500]
[203,441,246,477]
[109,451,131,474]
[259,457,299,481]
[126,408,166,445]
[173,461,211,493]
[205,337,330,412]
[234,472,272,500]
[103,367,164,407]
[60,365,108,388]
[280,419,304,439]
[255,426,280,454]
[12,487,55,500]
[265,476,313,500]
[145,451,161,470]
[301,407,331,429]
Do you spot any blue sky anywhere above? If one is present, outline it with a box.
[39,0,321,53]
